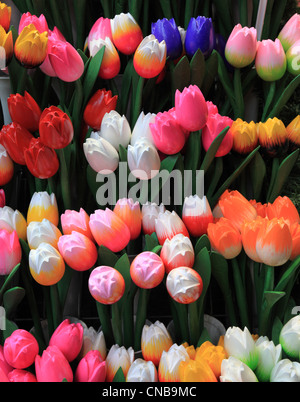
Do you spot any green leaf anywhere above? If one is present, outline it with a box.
[194,247,211,321]
[267,74,300,119]
[201,51,218,97]
[195,235,211,255]
[271,316,283,346]
[82,48,105,106]
[190,49,206,89]
[114,253,131,306]
[98,246,119,267]
[0,264,21,304]
[249,151,266,200]
[275,255,300,293]
[144,234,159,252]
[1,319,18,342]
[196,327,212,347]
[200,127,229,173]
[3,287,25,318]
[112,367,126,382]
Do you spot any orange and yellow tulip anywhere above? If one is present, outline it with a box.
[27,192,59,227]
[141,321,173,367]
[179,358,218,382]
[0,25,12,66]
[256,118,288,157]
[195,341,228,379]
[113,198,142,240]
[266,196,300,227]
[231,118,258,155]
[14,24,48,68]
[286,115,300,150]
[0,2,11,32]
[207,217,242,259]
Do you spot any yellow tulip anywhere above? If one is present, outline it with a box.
[0,25,12,66]
[0,2,11,32]
[179,358,218,382]
[195,341,227,379]
[256,117,288,157]
[286,115,300,150]
[231,118,258,154]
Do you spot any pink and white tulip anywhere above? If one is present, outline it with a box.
[60,208,94,241]
[0,229,22,275]
[88,266,125,305]
[130,252,165,289]
[155,210,189,245]
[160,233,195,274]
[113,198,142,240]
[255,39,287,82]
[225,24,257,68]
[278,13,300,52]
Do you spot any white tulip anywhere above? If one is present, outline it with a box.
[89,36,117,58]
[224,326,259,371]
[270,359,300,382]
[279,315,300,360]
[220,356,258,382]
[141,321,173,367]
[0,206,27,241]
[255,336,282,382]
[126,358,158,382]
[131,111,156,146]
[106,344,135,382]
[166,266,202,304]
[154,210,188,245]
[27,192,59,226]
[127,138,160,180]
[78,327,107,360]
[160,233,195,273]
[158,343,190,382]
[84,137,119,174]
[100,110,131,150]
[27,219,62,250]
[142,202,165,235]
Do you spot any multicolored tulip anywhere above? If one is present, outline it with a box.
[155,210,189,245]
[207,218,242,259]
[225,24,257,68]
[0,122,34,165]
[88,17,113,49]
[4,330,39,370]
[75,350,106,382]
[270,359,300,382]
[84,136,119,174]
[0,1,11,32]
[220,356,258,382]
[0,229,22,275]
[35,345,73,383]
[151,18,182,60]
[141,321,173,367]
[202,113,233,157]
[278,13,300,52]
[184,16,215,59]
[105,345,134,382]
[266,196,300,226]
[279,316,300,361]
[39,106,74,149]
[133,34,167,79]
[0,25,13,66]
[286,115,300,150]
[179,358,218,382]
[195,341,228,379]
[182,195,213,237]
[7,92,42,133]
[113,198,142,240]
[127,138,161,180]
[142,202,165,235]
[99,110,131,151]
[18,12,48,35]
[241,216,265,263]
[256,117,288,157]
[111,12,143,55]
[29,242,65,286]
[130,251,165,289]
[158,343,190,382]
[89,36,121,80]
[27,218,62,250]
[166,266,203,304]
[218,190,258,232]
[89,208,130,252]
[27,192,59,226]
[24,137,60,179]
[160,234,194,274]
[83,89,118,131]
[49,319,83,362]
[0,144,13,186]
[0,206,27,241]
[255,39,287,82]
[8,369,37,383]
[231,118,258,154]
[126,358,158,382]
[88,266,125,305]
[40,27,84,82]
[255,336,282,382]
[286,39,300,76]
[60,208,94,241]
[14,24,48,68]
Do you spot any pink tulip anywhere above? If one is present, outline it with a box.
[206,101,218,116]
[202,113,233,157]
[155,210,190,245]
[150,110,186,155]
[35,345,73,382]
[4,330,39,370]
[60,208,94,241]
[18,12,48,34]
[224,24,257,68]
[75,350,106,382]
[255,39,287,82]
[88,17,113,49]
[89,266,125,305]
[0,189,5,207]
[49,319,83,362]
[0,367,9,382]
[130,252,165,289]
[113,198,142,240]
[182,195,214,237]
[89,208,130,253]
[8,369,37,382]
[278,13,300,52]
[40,27,84,82]
[175,85,208,132]
[0,345,13,376]
[57,231,98,272]
[0,229,22,275]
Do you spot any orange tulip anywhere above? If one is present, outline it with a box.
[249,200,268,218]
[207,217,242,259]
[218,190,257,232]
[195,341,227,379]
[0,25,13,67]
[182,342,196,360]
[113,198,142,240]
[178,358,218,382]
[0,2,11,32]
[289,222,300,261]
[241,217,266,263]
[266,196,300,227]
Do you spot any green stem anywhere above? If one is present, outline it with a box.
[57,149,72,210]
[43,286,54,338]
[232,258,250,329]
[123,284,137,348]
[132,76,145,127]
[50,284,62,330]
[239,0,248,26]
[267,157,279,202]
[188,301,200,347]
[234,68,244,119]
[171,300,190,344]
[262,81,276,122]
[134,288,148,352]
[112,303,123,346]
[96,302,114,347]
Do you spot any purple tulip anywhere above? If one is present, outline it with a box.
[184,16,215,59]
[151,18,183,60]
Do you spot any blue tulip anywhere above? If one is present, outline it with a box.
[151,18,183,60]
[185,16,215,59]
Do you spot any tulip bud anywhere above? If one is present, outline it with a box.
[279,315,300,360]
[83,137,119,175]
[184,16,215,59]
[241,216,265,263]
[89,36,121,80]
[166,266,203,304]
[27,219,62,250]
[256,117,288,157]
[225,24,257,68]
[27,192,59,226]
[231,119,258,155]
[130,252,165,289]
[0,144,13,186]
[202,113,233,157]
[141,321,173,367]
[158,343,190,382]
[83,89,118,131]
[106,345,134,382]
[126,358,158,382]
[8,369,37,382]
[61,208,94,241]
[49,319,83,362]
[255,336,282,382]
[75,350,106,382]
[114,198,142,240]
[89,208,130,252]
[160,234,194,274]
[207,217,242,259]
[35,345,73,382]
[270,359,300,382]
[195,341,228,379]
[127,138,161,181]
[220,356,258,382]
[29,242,65,286]
[182,195,213,237]
[179,358,218,382]
[255,39,287,82]
[0,229,22,275]
[100,110,131,151]
[290,222,300,261]
[155,210,189,245]
[131,111,156,146]
[266,195,300,226]
[0,345,13,376]
[4,330,39,370]
[111,12,143,55]
[142,202,165,235]
[151,18,182,60]
[7,91,42,133]
[278,13,300,52]
[89,266,125,305]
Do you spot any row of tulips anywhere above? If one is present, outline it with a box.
[1,314,300,382]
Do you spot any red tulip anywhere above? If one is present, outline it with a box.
[0,2,11,32]
[0,122,34,165]
[7,91,42,132]
[24,138,59,179]
[0,189,5,207]
[83,89,118,131]
[39,106,74,149]
[0,145,14,186]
